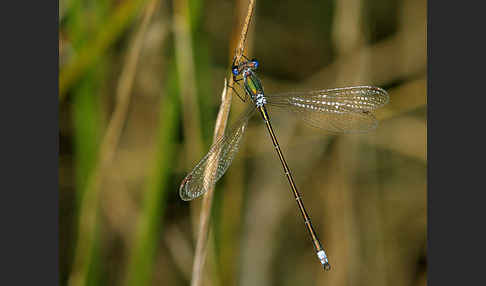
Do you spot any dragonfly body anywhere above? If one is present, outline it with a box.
[236,59,331,269]
[232,58,267,107]
[180,56,389,270]
[243,69,267,107]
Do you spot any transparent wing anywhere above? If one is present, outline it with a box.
[266,86,389,133]
[179,106,257,201]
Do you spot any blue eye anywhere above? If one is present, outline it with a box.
[252,60,259,69]
[232,67,239,76]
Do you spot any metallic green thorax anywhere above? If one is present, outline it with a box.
[243,70,264,100]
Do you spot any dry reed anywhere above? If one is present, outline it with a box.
[190,1,256,286]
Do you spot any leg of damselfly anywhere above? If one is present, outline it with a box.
[257,105,331,270]
[227,77,248,102]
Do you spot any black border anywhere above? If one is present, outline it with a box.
[6,0,486,284]
[429,1,486,285]
[2,1,59,285]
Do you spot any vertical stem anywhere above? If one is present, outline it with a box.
[190,82,231,286]
[190,1,256,286]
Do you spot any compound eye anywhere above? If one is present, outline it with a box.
[251,59,259,69]
[232,67,239,76]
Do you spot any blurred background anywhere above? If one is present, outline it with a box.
[59,0,426,285]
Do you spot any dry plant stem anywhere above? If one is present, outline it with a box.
[190,1,256,286]
[191,81,231,286]
[234,0,256,60]
[326,1,362,284]
[332,0,363,56]
[67,2,159,286]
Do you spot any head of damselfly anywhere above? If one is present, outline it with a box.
[231,57,266,106]
[231,57,259,81]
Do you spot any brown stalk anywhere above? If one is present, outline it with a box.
[190,1,256,286]
[67,2,159,286]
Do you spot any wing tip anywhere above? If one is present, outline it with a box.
[179,174,194,201]
[356,85,390,107]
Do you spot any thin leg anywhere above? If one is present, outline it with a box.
[231,54,238,67]
[227,82,246,102]
[227,73,247,102]
[258,105,331,270]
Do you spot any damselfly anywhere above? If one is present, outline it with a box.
[179,56,389,270]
